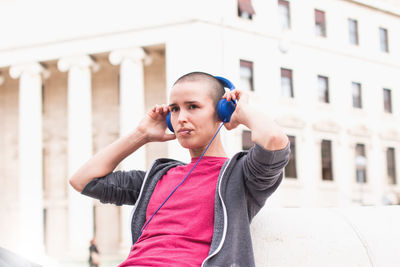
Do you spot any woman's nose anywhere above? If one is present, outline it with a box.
[177,109,188,123]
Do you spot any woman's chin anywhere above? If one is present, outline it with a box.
[177,138,201,150]
[178,140,194,149]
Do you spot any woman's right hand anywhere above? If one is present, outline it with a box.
[137,104,176,143]
[69,104,175,193]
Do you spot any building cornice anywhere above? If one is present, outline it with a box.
[276,115,307,129]
[347,124,372,137]
[379,129,400,142]
[343,0,400,17]
[312,120,341,134]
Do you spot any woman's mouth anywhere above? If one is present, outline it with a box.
[178,128,193,136]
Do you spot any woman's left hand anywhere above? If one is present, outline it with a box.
[222,89,250,130]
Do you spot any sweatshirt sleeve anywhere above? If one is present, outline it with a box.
[81,170,146,206]
[243,142,290,216]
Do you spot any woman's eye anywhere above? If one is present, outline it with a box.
[189,104,198,110]
[170,107,178,112]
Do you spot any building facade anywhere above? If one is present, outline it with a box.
[0,0,399,265]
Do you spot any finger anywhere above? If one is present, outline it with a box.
[224,120,239,131]
[235,89,240,95]
[163,105,169,113]
[158,104,165,113]
[156,104,163,113]
[224,122,232,130]
[163,134,176,141]
[158,104,162,113]
[233,90,243,101]
[227,92,232,102]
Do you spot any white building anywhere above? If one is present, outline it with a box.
[0,0,399,265]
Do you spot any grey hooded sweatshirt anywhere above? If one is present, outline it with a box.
[82,143,290,267]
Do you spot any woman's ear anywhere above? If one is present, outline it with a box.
[214,108,221,122]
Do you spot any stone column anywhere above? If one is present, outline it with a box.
[57,55,94,256]
[109,47,147,250]
[9,62,45,257]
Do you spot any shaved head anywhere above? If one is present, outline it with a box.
[173,72,226,109]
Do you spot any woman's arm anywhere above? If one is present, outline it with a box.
[223,90,290,218]
[69,104,175,192]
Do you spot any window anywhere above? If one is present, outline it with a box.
[383,88,392,113]
[379,27,389,52]
[240,60,254,91]
[348,19,359,45]
[321,140,333,180]
[242,130,254,150]
[355,144,367,183]
[43,208,47,250]
[318,75,329,103]
[278,0,291,30]
[285,136,297,178]
[238,0,255,20]
[387,147,397,185]
[315,9,326,37]
[352,82,362,108]
[281,68,293,97]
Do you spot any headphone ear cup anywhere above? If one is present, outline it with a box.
[166,112,174,132]
[217,99,236,122]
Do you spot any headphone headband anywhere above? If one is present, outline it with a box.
[214,76,235,90]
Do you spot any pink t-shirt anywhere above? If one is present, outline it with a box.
[119,156,228,267]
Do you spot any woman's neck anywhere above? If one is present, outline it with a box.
[189,137,227,158]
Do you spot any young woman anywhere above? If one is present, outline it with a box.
[69,72,290,266]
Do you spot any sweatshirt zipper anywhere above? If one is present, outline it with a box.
[201,158,232,267]
[129,160,157,245]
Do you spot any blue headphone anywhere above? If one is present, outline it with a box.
[166,76,236,132]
